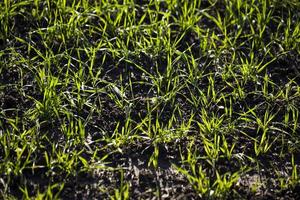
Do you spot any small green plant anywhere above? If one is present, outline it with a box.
[110,170,130,200]
[290,154,299,186]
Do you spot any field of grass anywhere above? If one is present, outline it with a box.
[0,0,300,199]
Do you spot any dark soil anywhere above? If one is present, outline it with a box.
[1,0,300,199]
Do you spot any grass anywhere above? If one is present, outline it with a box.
[0,0,300,199]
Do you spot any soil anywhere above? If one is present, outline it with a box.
[1,0,300,199]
